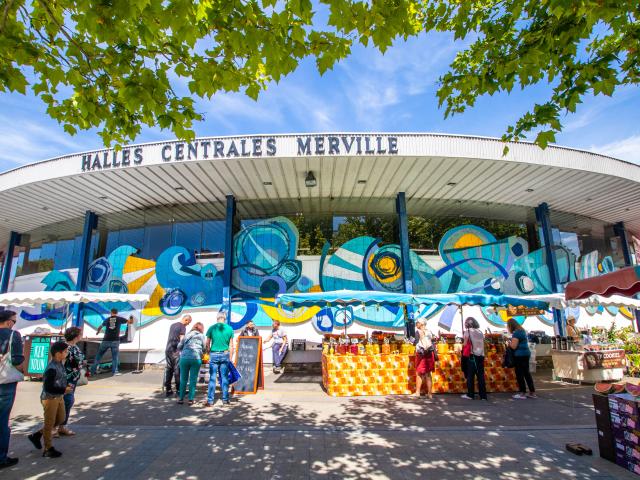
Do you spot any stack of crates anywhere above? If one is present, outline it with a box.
[607,393,640,475]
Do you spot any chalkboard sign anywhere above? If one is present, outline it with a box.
[234,336,262,394]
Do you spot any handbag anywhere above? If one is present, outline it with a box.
[0,332,24,384]
[76,367,89,386]
[462,336,472,357]
[502,347,515,368]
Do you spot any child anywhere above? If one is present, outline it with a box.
[27,341,72,458]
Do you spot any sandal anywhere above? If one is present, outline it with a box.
[188,400,195,406]
[58,428,76,436]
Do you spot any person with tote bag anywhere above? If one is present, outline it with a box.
[0,310,25,469]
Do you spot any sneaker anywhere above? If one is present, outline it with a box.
[28,432,43,450]
[43,447,62,458]
[114,372,122,376]
[188,400,195,406]
[512,393,527,399]
[0,457,19,469]
[526,393,538,398]
[460,394,474,400]
[204,402,214,408]
[165,391,174,398]
[177,399,184,405]
[222,399,230,405]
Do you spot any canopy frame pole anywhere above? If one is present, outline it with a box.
[132,307,143,374]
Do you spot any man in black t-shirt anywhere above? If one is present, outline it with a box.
[90,308,133,376]
[164,315,192,396]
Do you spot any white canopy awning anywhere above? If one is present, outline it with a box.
[0,291,149,307]
[524,293,640,310]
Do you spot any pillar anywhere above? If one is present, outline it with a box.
[613,222,640,331]
[0,231,21,294]
[223,195,237,323]
[613,221,633,266]
[73,211,98,327]
[396,192,415,337]
[535,202,564,336]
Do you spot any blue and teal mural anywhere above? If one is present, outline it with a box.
[20,218,632,332]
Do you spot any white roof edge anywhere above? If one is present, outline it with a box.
[0,131,632,177]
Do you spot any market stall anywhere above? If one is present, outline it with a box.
[278,291,549,397]
[0,290,150,375]
[534,293,640,383]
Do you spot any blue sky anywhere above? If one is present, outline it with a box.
[1,31,639,173]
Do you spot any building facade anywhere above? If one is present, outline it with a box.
[1,133,638,362]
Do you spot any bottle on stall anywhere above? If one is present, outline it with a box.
[381,336,390,355]
[350,338,359,355]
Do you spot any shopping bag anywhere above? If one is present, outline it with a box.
[227,362,242,385]
[217,361,242,385]
[502,348,515,368]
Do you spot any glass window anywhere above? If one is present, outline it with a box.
[54,239,75,270]
[118,228,144,252]
[202,221,226,254]
[105,231,120,257]
[142,224,173,259]
[173,222,203,252]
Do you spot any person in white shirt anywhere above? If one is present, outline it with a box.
[265,320,288,373]
[461,317,487,400]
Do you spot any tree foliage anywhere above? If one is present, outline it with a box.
[1,1,637,147]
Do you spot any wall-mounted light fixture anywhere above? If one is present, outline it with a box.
[305,171,317,187]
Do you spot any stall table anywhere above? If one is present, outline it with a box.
[322,344,519,397]
[552,349,625,383]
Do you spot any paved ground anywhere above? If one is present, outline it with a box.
[4,368,636,479]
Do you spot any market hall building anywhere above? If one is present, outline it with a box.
[1,133,639,364]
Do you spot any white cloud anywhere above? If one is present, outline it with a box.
[336,33,461,129]
[0,114,92,168]
[590,134,640,163]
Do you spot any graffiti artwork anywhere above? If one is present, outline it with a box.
[20,218,631,332]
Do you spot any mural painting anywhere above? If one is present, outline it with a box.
[19,217,632,333]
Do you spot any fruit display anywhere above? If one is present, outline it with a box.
[431,349,518,394]
[322,342,519,397]
[595,383,623,395]
[625,383,640,397]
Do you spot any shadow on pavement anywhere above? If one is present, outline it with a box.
[5,369,633,479]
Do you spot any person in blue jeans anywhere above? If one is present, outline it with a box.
[90,309,133,376]
[177,322,206,405]
[205,314,234,406]
[0,310,24,470]
[58,326,84,436]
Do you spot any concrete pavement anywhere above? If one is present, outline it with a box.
[4,369,636,479]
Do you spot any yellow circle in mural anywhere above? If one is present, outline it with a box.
[453,233,485,249]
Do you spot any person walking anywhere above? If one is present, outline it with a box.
[164,315,192,397]
[58,327,84,437]
[461,317,487,401]
[204,314,234,406]
[265,320,288,373]
[90,308,133,376]
[0,310,24,469]
[414,319,436,399]
[239,320,259,337]
[28,341,72,458]
[177,322,206,405]
[507,318,536,399]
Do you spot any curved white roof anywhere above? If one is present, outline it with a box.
[0,132,638,247]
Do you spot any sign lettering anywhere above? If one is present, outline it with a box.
[80,135,400,172]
